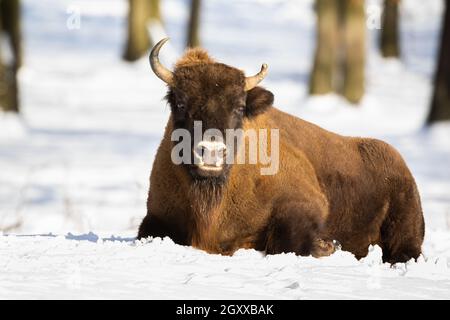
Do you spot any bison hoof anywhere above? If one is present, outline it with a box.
[332,239,342,251]
[312,239,341,258]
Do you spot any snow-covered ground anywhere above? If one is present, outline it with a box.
[1,0,450,299]
[2,235,450,299]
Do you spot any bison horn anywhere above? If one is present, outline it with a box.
[244,63,268,91]
[149,38,174,85]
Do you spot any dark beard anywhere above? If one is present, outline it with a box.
[188,177,225,218]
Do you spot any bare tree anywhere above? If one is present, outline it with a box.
[342,0,365,104]
[427,0,450,124]
[0,0,21,113]
[310,0,366,104]
[123,0,162,62]
[309,0,339,95]
[186,0,201,48]
[380,0,401,58]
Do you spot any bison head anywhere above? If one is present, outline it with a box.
[150,38,274,181]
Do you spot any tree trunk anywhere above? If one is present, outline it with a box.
[0,0,21,113]
[427,0,450,124]
[186,0,201,48]
[0,0,22,68]
[0,63,19,113]
[309,0,339,95]
[310,0,365,104]
[148,0,161,22]
[380,0,400,58]
[342,0,365,104]
[123,0,161,62]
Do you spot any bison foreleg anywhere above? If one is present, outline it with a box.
[264,200,328,257]
[137,214,188,245]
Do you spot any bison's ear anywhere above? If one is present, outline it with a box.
[245,87,274,118]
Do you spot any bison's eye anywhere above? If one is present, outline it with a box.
[235,106,245,116]
[177,103,186,111]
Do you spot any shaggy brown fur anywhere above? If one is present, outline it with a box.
[138,49,425,263]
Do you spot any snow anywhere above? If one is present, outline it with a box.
[1,0,450,299]
[2,236,450,299]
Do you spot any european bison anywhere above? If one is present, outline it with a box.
[138,38,424,263]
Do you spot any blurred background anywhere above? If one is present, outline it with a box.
[0,0,449,237]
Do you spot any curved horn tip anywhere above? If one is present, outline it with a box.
[260,63,268,75]
[157,37,170,46]
[150,38,170,57]
[244,63,269,91]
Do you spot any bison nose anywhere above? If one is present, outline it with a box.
[194,141,227,167]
